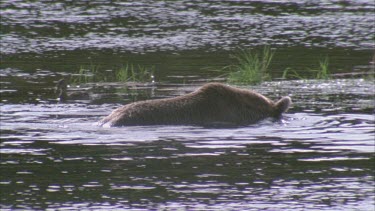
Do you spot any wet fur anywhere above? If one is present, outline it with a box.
[99,83,291,127]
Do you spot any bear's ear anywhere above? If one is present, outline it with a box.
[275,96,292,114]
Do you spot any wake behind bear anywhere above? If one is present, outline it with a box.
[98,83,291,127]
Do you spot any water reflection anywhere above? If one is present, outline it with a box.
[1,0,375,208]
[1,0,374,54]
[1,79,374,210]
[1,138,373,210]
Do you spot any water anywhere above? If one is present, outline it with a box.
[1,79,374,210]
[1,0,374,54]
[1,0,375,210]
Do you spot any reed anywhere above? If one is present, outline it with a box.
[72,63,154,84]
[279,57,331,80]
[71,64,99,84]
[281,67,305,80]
[225,46,275,84]
[315,57,330,79]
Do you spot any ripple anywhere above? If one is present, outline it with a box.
[0,148,49,155]
[0,78,374,211]
[1,0,374,54]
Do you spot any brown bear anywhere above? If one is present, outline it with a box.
[98,83,291,127]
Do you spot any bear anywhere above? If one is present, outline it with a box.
[98,83,291,127]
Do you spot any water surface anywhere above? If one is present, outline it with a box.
[1,79,374,210]
[2,0,374,54]
[1,0,375,210]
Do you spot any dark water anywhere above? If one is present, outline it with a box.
[1,0,374,75]
[1,79,374,210]
[1,0,375,210]
[1,0,374,54]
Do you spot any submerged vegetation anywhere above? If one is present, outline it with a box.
[72,63,154,84]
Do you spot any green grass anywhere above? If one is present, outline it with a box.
[72,64,99,84]
[279,56,331,81]
[223,47,337,83]
[224,46,275,84]
[118,64,154,82]
[315,57,330,79]
[72,63,154,84]
[281,67,304,80]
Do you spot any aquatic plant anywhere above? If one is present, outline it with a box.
[280,57,332,80]
[72,63,154,84]
[281,67,305,80]
[315,57,330,80]
[116,65,130,82]
[224,46,275,84]
[72,64,99,84]
[118,63,154,82]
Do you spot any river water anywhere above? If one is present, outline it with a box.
[1,0,374,210]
